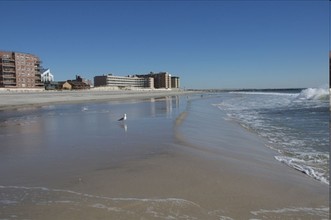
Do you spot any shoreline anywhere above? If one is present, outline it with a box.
[0,89,201,111]
[0,92,328,219]
[171,96,328,219]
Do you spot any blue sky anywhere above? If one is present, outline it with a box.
[0,1,329,89]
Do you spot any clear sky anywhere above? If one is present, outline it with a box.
[0,0,329,89]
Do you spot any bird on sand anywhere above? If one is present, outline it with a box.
[118,113,127,121]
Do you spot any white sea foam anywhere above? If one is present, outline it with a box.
[1,184,220,220]
[229,91,298,97]
[0,185,200,207]
[0,200,18,205]
[230,86,329,102]
[251,206,329,218]
[275,156,329,185]
[81,106,89,111]
[91,203,123,212]
[296,87,329,100]
[0,185,204,219]
[213,89,329,185]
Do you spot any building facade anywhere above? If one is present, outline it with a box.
[94,74,154,89]
[41,68,54,83]
[0,51,43,88]
[171,76,180,89]
[135,72,174,89]
[152,72,171,89]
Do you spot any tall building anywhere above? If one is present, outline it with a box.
[136,72,173,89]
[0,51,43,88]
[152,72,171,89]
[171,76,180,89]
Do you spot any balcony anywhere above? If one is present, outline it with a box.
[3,80,16,85]
[2,74,16,79]
[2,62,15,67]
[35,66,43,71]
[1,57,14,62]
[2,68,15,73]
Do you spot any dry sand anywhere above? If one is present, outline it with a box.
[0,89,197,110]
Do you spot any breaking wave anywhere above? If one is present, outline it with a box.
[275,156,329,185]
[0,185,233,220]
[296,86,329,101]
[215,87,329,185]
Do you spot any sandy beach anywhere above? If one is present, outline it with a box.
[0,88,198,110]
[0,92,328,219]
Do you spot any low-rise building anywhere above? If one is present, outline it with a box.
[60,75,90,90]
[45,81,62,90]
[94,74,154,89]
[94,72,180,90]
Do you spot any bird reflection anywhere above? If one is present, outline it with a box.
[119,123,128,132]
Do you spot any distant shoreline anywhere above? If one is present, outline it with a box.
[0,89,202,111]
[0,87,309,111]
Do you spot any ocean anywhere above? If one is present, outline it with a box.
[213,87,329,185]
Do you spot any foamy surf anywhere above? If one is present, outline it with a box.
[296,86,329,100]
[0,185,229,220]
[250,206,329,219]
[215,87,329,185]
[8,184,323,219]
[274,155,329,184]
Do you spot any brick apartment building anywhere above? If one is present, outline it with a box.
[0,51,43,88]
[151,72,171,89]
[135,72,175,89]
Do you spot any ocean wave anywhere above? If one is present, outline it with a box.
[295,87,329,101]
[274,156,329,185]
[0,184,247,219]
[251,206,329,219]
[229,86,330,101]
[229,91,298,97]
[213,90,329,185]
[0,185,205,219]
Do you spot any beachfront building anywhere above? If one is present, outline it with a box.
[94,74,154,89]
[0,51,43,88]
[94,72,180,90]
[41,69,54,83]
[152,72,171,89]
[63,75,90,90]
[171,76,180,89]
[135,72,174,89]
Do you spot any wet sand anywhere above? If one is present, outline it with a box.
[0,94,328,219]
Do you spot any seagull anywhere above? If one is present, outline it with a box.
[118,113,127,121]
